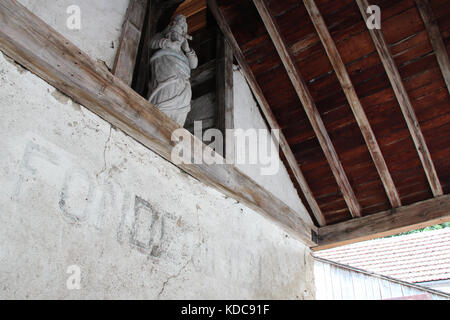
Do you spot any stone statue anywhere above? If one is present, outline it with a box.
[148,14,198,126]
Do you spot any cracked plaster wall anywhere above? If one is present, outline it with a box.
[0,51,315,299]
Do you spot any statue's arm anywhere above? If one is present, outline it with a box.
[150,32,167,50]
[181,40,198,69]
[186,49,198,69]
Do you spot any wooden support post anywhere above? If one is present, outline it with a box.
[356,0,443,198]
[209,0,327,226]
[216,31,235,161]
[303,0,401,208]
[113,0,148,86]
[253,0,362,218]
[133,0,157,97]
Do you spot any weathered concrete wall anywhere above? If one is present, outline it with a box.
[0,51,315,299]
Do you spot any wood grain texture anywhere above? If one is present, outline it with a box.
[113,0,147,86]
[253,0,362,218]
[174,0,207,34]
[216,32,235,161]
[303,0,401,208]
[315,194,450,250]
[209,0,327,226]
[356,0,444,198]
[415,0,450,94]
[0,0,316,245]
[175,0,207,19]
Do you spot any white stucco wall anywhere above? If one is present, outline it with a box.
[18,0,130,69]
[0,50,315,299]
[233,67,311,224]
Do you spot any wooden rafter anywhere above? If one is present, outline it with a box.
[356,0,443,197]
[253,0,362,218]
[415,0,450,94]
[315,194,450,250]
[303,0,401,208]
[208,0,327,226]
[0,0,316,244]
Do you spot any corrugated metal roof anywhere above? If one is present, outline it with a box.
[315,228,450,283]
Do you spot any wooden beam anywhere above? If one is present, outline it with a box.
[0,0,316,245]
[415,0,450,94]
[315,194,450,250]
[216,31,235,161]
[253,0,362,218]
[113,0,148,86]
[208,0,327,226]
[303,0,401,208]
[356,0,443,198]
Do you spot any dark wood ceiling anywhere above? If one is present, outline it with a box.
[207,0,450,227]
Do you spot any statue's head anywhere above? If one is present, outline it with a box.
[173,14,187,25]
[171,14,188,35]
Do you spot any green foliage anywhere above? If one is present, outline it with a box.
[387,222,450,238]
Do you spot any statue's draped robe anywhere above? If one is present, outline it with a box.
[148,48,192,126]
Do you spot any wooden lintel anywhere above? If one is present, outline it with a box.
[415,0,450,94]
[0,0,316,245]
[253,0,362,218]
[315,194,450,251]
[208,0,327,227]
[303,0,401,208]
[356,0,443,198]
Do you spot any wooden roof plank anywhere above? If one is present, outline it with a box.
[415,0,450,95]
[253,0,362,218]
[356,0,444,198]
[208,0,327,226]
[303,0,402,208]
